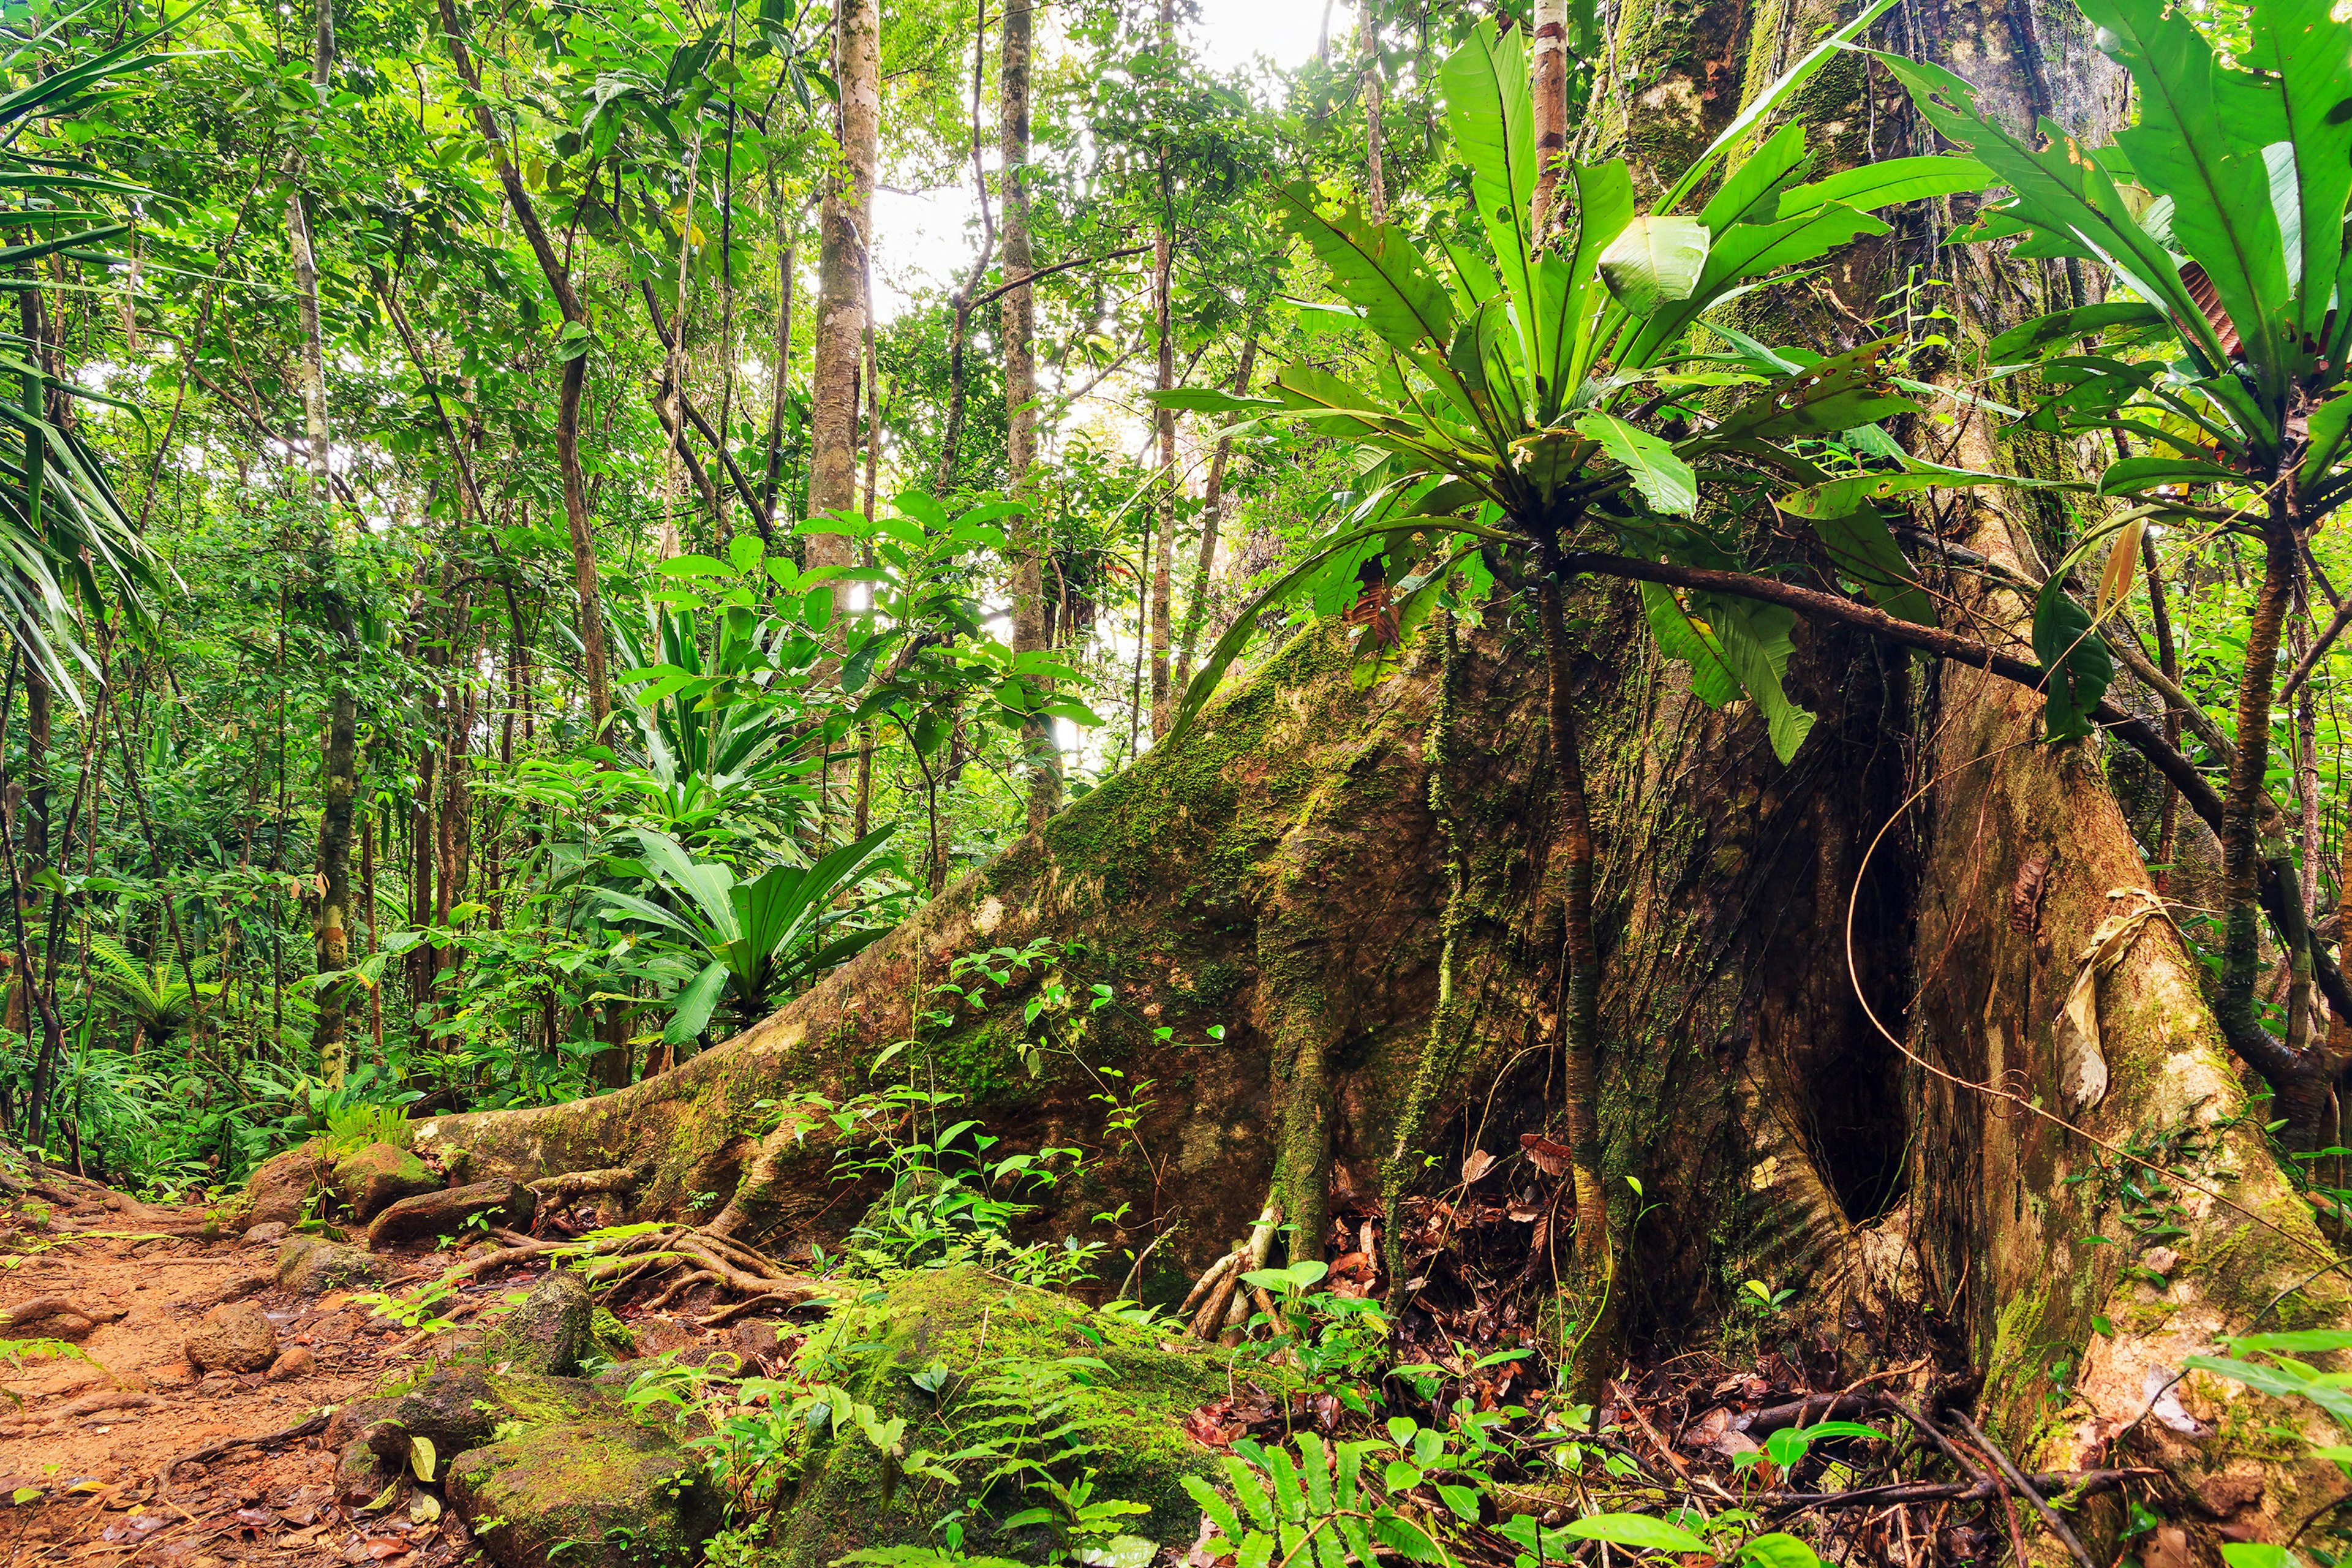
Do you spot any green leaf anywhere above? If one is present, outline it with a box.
[1777,155,1990,216]
[2096,455,2243,494]
[1640,582,1742,707]
[1874,51,2230,375]
[2081,0,2291,398]
[1713,598,1815,763]
[409,1435,437,1482]
[2301,393,2352,487]
[1597,215,1709,317]
[2188,1352,2352,1431]
[1575,413,1696,514]
[1146,386,1283,413]
[664,959,731,1047]
[1740,1534,1825,1567]
[2218,1547,2290,1568]
[1559,1513,1709,1554]
[1438,23,1540,388]
[1986,301,2169,363]
[1271,184,1457,360]
[2030,575,2113,744]
[1698,123,1812,233]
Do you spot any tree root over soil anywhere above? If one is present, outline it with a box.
[154,1412,331,1503]
[393,1215,823,1332]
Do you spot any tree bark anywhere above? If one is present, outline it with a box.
[1003,0,1057,829]
[807,0,879,591]
[434,0,611,742]
[1172,337,1255,698]
[1147,0,1178,738]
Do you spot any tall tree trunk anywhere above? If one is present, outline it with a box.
[1147,0,1177,739]
[435,0,611,742]
[1003,0,1056,830]
[807,0,880,589]
[292,0,357,1086]
[1171,336,1256,698]
[1360,0,1386,224]
[760,192,796,521]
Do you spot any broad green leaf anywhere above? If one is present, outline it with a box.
[1741,1535,1825,1567]
[1271,184,1457,359]
[663,960,730,1046]
[2223,1330,2352,1354]
[1875,51,2229,375]
[1598,216,1709,317]
[1640,582,1742,707]
[1577,413,1695,514]
[2241,0,2352,341]
[1699,123,1812,233]
[2188,1352,2352,1431]
[1619,205,1889,368]
[2081,0,2291,401]
[1146,386,1282,413]
[1559,1513,1709,1553]
[1986,301,2169,363]
[1438,23,1540,388]
[1713,598,1815,763]
[1551,160,1637,405]
[2097,455,2243,494]
[2301,393,2352,487]
[1705,341,1915,446]
[1777,156,1989,216]
[2031,575,2114,744]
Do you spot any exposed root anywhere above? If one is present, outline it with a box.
[526,1167,639,1202]
[0,1295,122,1336]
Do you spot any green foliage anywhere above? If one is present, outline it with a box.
[1164,6,1988,766]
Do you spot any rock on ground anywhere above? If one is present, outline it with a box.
[479,1267,592,1375]
[330,1141,439,1221]
[239,1145,326,1227]
[447,1419,717,1568]
[275,1234,383,1295]
[181,1300,277,1373]
[365,1178,533,1251]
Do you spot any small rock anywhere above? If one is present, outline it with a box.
[265,1346,315,1382]
[331,1142,439,1222]
[481,1270,593,1376]
[242,1222,289,1248]
[242,1147,326,1229]
[2142,1245,2182,1277]
[365,1180,533,1253]
[276,1234,384,1296]
[183,1302,277,1373]
[195,1371,240,1398]
[447,1420,717,1568]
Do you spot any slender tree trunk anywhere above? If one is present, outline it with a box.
[435,0,611,741]
[761,196,796,521]
[2143,528,2181,889]
[292,0,357,1085]
[1529,0,1569,233]
[1003,0,1057,829]
[1147,0,1178,738]
[1172,337,1256,698]
[807,0,880,585]
[937,0,996,494]
[1360,0,1386,225]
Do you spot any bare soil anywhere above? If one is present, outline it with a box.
[0,1216,459,1567]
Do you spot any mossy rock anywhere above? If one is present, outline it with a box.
[276,1233,383,1295]
[241,1144,328,1227]
[589,1305,636,1363]
[771,1266,1237,1566]
[478,1268,594,1375]
[447,1419,717,1568]
[331,1140,439,1222]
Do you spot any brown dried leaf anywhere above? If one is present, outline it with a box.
[1461,1148,1498,1184]
[1519,1133,1572,1176]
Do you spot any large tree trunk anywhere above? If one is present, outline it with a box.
[1003,0,1057,829]
[395,0,2352,1555]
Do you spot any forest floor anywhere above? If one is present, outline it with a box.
[0,1191,772,1567]
[0,1219,434,1566]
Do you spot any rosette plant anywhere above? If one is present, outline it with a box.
[1154,2,1994,1268]
[1876,0,2352,1132]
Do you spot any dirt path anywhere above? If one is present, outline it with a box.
[0,1217,454,1567]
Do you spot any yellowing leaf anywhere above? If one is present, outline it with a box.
[1596,215,1708,317]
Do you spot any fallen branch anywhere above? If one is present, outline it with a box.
[156,1411,330,1501]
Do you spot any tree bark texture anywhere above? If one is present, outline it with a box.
[1003,0,1057,827]
[806,0,879,586]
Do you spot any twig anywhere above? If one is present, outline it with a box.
[1947,1409,2097,1568]
[155,1412,329,1500]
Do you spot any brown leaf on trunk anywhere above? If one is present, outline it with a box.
[1519,1133,1572,1175]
